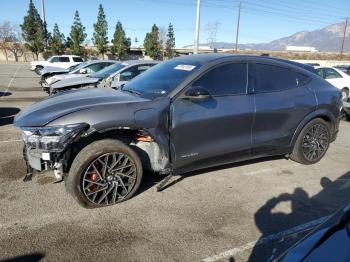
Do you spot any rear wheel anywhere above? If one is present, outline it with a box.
[290,118,330,165]
[65,139,143,208]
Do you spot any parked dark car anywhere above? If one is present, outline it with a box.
[276,203,350,262]
[14,54,341,208]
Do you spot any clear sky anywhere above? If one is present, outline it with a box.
[0,0,349,47]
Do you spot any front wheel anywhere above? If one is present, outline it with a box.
[65,139,143,208]
[290,118,331,165]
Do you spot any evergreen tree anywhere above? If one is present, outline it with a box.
[111,21,130,60]
[65,36,73,49]
[50,24,65,55]
[70,11,87,55]
[165,23,175,59]
[21,0,45,60]
[92,4,108,58]
[144,24,161,60]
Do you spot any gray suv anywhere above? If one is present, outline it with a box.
[15,54,341,208]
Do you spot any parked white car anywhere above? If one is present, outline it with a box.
[315,67,350,101]
[30,55,83,74]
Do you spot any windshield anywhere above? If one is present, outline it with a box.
[124,60,201,99]
[90,63,125,79]
[68,62,87,73]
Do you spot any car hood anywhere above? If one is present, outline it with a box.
[14,88,149,127]
[51,73,84,82]
[41,66,69,75]
[50,75,99,89]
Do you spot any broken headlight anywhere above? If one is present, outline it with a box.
[21,123,88,152]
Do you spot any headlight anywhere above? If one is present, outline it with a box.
[21,123,88,152]
[46,76,59,85]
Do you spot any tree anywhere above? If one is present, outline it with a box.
[165,23,176,59]
[50,23,65,55]
[111,21,130,60]
[92,4,108,58]
[21,0,45,60]
[65,36,73,49]
[144,24,161,60]
[0,21,13,61]
[70,11,87,55]
[0,22,25,62]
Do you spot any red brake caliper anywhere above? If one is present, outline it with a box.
[89,173,97,190]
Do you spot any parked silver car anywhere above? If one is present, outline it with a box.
[42,60,117,93]
[49,60,158,94]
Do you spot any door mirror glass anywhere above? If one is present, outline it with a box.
[183,86,211,101]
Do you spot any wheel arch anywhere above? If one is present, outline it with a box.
[66,126,169,174]
[290,110,336,150]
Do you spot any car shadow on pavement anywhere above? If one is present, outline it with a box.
[247,171,350,262]
[155,155,287,192]
[0,107,20,126]
[0,252,45,262]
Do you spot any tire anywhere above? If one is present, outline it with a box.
[65,139,143,208]
[290,118,331,165]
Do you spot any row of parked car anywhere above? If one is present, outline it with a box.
[31,55,158,94]
[305,64,350,120]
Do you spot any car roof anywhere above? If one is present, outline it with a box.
[85,60,118,64]
[121,60,160,66]
[169,54,317,74]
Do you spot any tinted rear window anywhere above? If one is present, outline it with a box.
[59,57,70,62]
[255,64,297,93]
[73,57,83,62]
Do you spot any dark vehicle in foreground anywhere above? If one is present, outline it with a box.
[276,203,350,262]
[49,60,158,94]
[14,54,341,208]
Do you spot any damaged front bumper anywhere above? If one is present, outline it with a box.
[20,123,89,181]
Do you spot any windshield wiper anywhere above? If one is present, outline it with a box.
[122,88,141,96]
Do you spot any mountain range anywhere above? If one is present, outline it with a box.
[184,22,350,52]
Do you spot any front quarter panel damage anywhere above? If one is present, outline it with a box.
[49,97,171,173]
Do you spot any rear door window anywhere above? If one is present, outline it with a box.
[73,57,83,62]
[191,63,248,96]
[255,64,297,93]
[59,57,70,62]
[324,68,342,79]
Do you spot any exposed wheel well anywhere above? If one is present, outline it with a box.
[64,128,168,174]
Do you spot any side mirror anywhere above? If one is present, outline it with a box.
[183,86,211,101]
[79,68,88,74]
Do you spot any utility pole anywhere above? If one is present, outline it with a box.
[235,1,241,52]
[41,0,46,24]
[340,18,348,60]
[194,0,201,54]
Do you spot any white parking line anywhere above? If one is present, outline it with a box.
[0,139,22,144]
[202,215,330,262]
[0,64,22,97]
